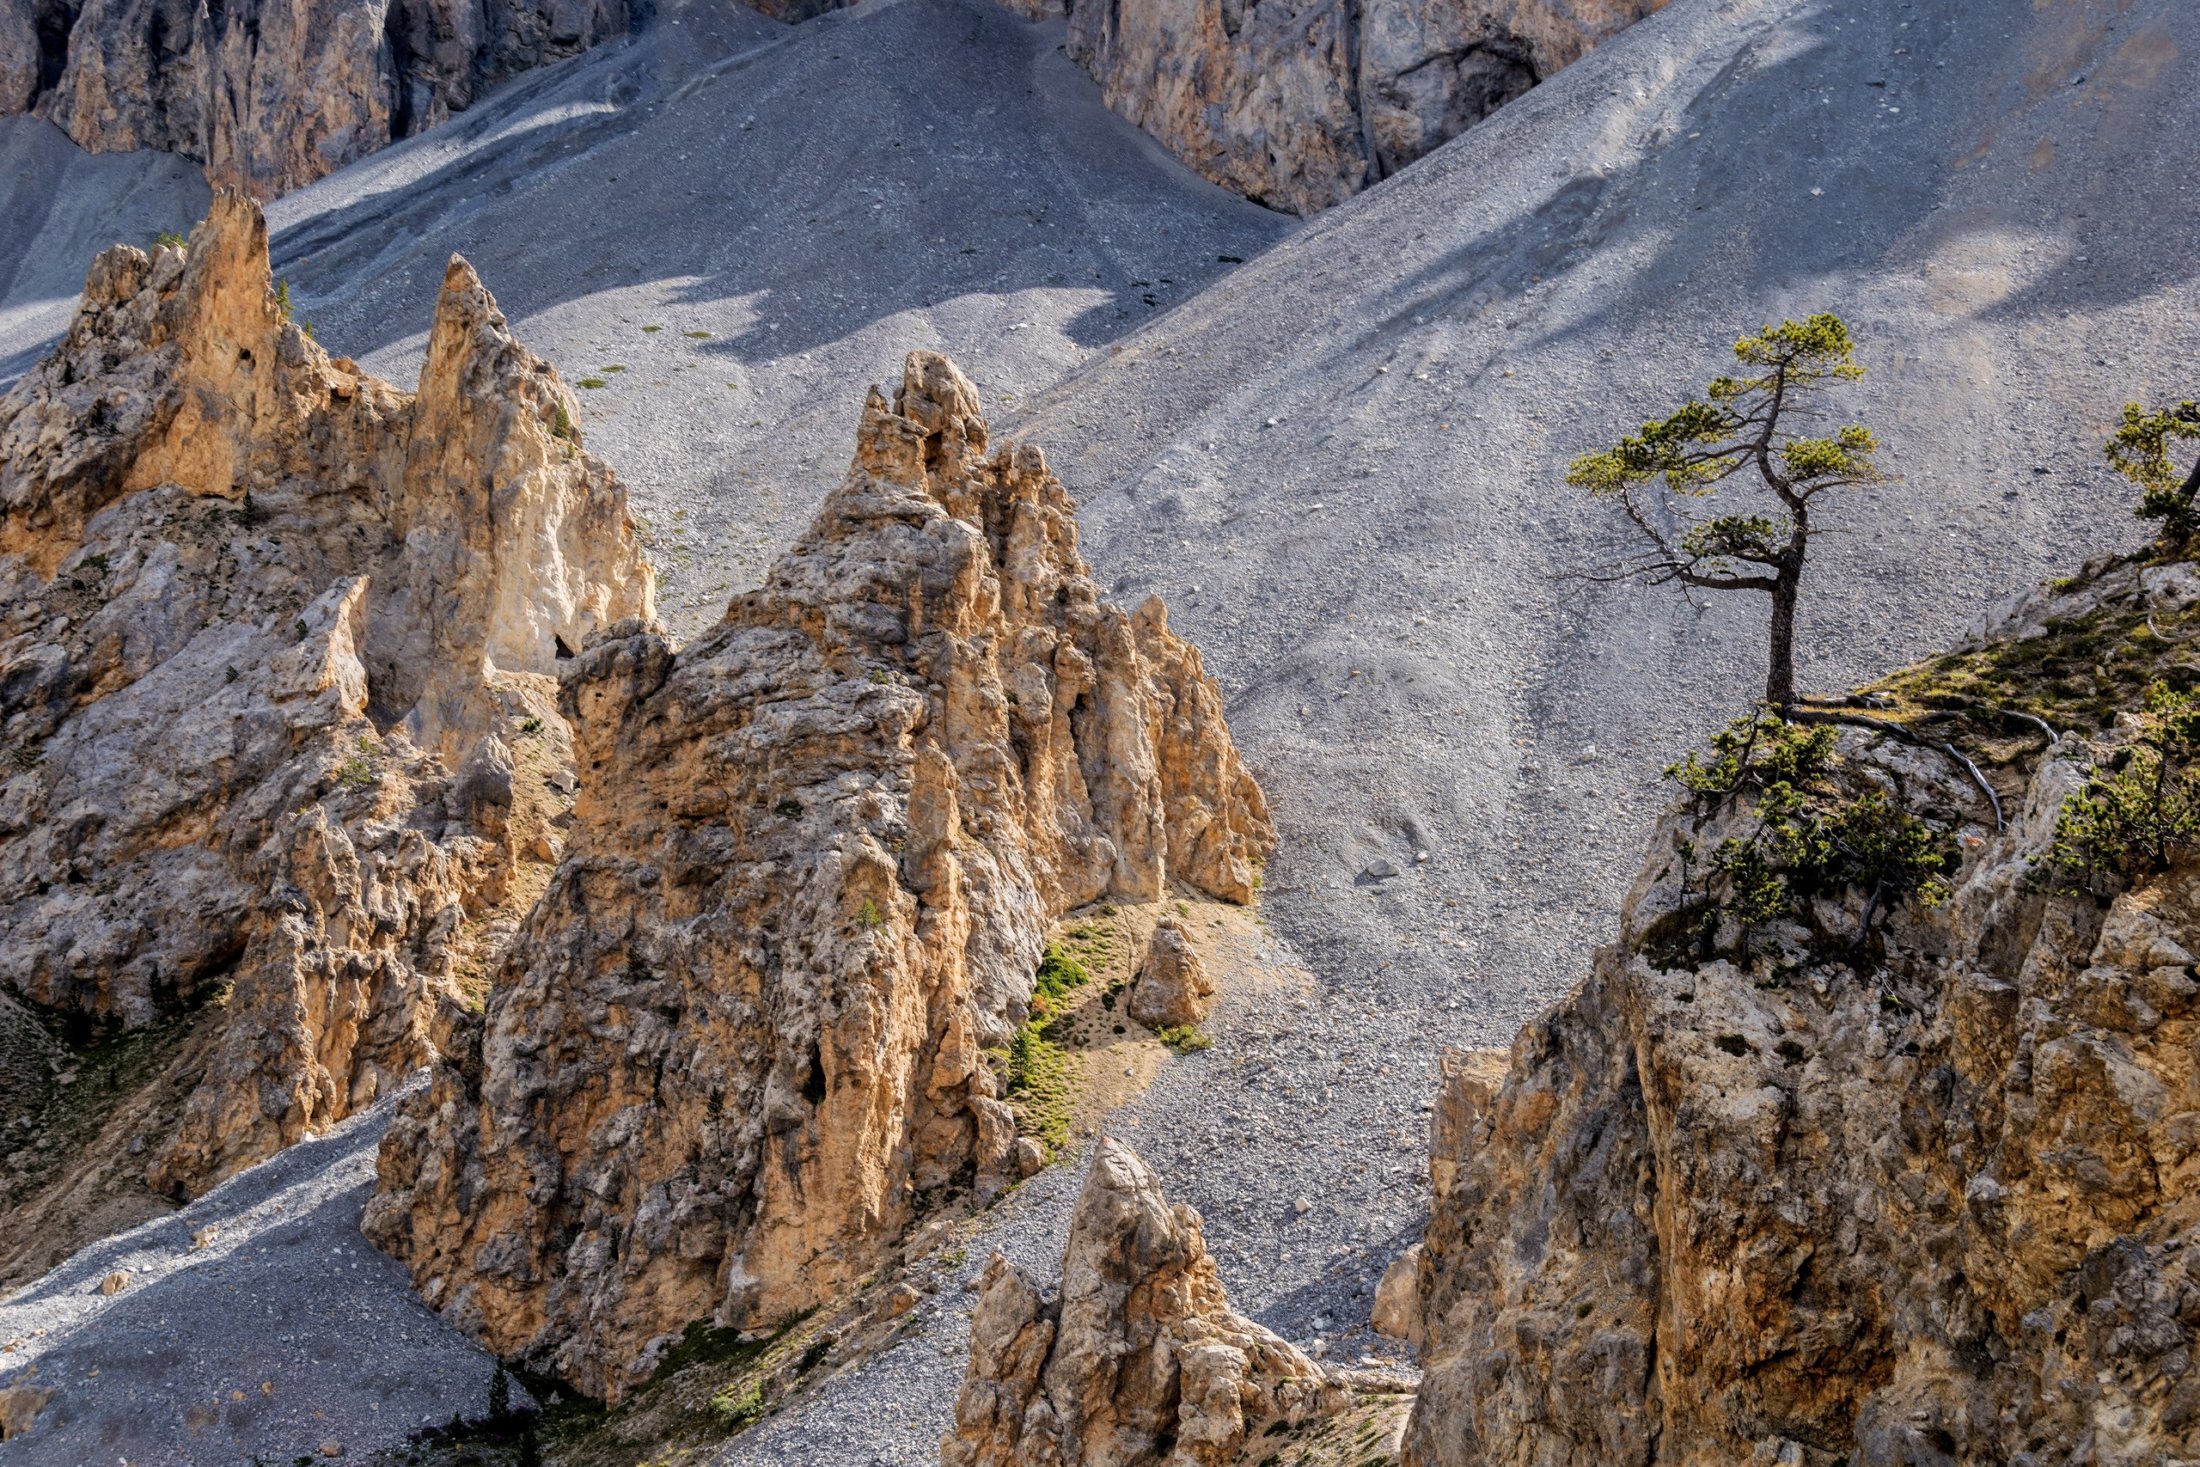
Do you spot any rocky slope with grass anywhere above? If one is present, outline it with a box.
[0,190,650,1275]
[1397,551,2200,1466]
[946,1136,1410,1467]
[362,351,1274,1402]
[2,0,640,197]
[1065,0,1662,214]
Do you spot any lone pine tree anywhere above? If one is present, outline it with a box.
[1569,314,1885,710]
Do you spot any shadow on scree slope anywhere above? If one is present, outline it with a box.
[256,0,1291,377]
[1343,0,2198,382]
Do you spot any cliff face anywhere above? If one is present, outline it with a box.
[363,352,1274,1401]
[946,1137,1354,1467]
[1,0,636,197]
[1401,559,2200,1466]
[0,192,651,1202]
[1065,0,1663,215]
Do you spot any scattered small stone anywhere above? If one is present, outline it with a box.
[191,1225,218,1251]
[99,1270,130,1296]
[1358,859,1399,883]
[319,1438,344,1457]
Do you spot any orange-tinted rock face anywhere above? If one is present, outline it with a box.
[945,1138,1346,1467]
[1066,0,1665,215]
[0,192,651,1198]
[1402,563,2200,1466]
[4,0,637,197]
[364,352,1274,1401]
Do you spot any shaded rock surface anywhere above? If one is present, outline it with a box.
[364,351,1272,1401]
[944,1136,1348,1467]
[0,191,650,1217]
[1066,0,1663,214]
[1402,564,2200,1466]
[0,0,641,197]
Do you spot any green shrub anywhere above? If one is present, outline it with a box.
[1031,943,1090,1017]
[709,1378,765,1427]
[1663,713,1953,958]
[2047,680,2200,889]
[1157,1024,1211,1054]
[1003,1022,1076,1155]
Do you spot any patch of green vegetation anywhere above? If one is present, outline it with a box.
[550,401,574,440]
[2044,680,2200,893]
[684,330,713,339]
[274,278,295,320]
[1871,596,2177,739]
[709,1378,764,1427]
[1157,1024,1212,1054]
[1031,943,1090,1018]
[603,364,627,372]
[642,324,664,333]
[1000,1021,1078,1157]
[152,229,187,250]
[577,377,609,390]
[1653,712,1956,966]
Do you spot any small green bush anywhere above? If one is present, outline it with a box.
[578,376,608,390]
[1031,943,1090,1017]
[2047,680,2200,888]
[1157,1024,1212,1054]
[1663,712,1953,957]
[709,1378,765,1427]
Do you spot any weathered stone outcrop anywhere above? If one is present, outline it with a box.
[363,351,1273,1400]
[945,1137,1347,1467]
[0,191,651,1198]
[1129,915,1213,1029]
[4,0,637,197]
[1401,561,2200,1466]
[1066,0,1664,215]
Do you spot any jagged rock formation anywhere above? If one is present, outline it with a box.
[2,0,637,196]
[1066,0,1663,215]
[364,351,1273,1400]
[1401,559,2200,1466]
[0,192,651,1201]
[945,1137,1348,1467]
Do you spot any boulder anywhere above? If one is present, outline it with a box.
[1127,916,1214,1028]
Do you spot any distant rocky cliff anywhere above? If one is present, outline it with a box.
[364,352,1274,1401]
[0,0,636,196]
[1060,0,1664,214]
[1397,557,2200,1465]
[0,193,650,1258]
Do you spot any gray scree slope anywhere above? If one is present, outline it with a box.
[3,0,2197,1463]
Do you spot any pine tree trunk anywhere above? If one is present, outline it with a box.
[1766,579,1798,711]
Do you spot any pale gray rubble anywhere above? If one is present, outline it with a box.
[0,116,209,373]
[0,1087,513,1467]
